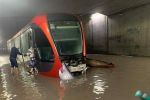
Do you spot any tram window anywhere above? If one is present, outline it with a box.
[11,40,15,48]
[35,27,54,62]
[29,33,32,40]
[28,29,34,47]
[7,41,11,51]
[21,31,29,53]
[15,36,21,50]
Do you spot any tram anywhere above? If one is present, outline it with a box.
[7,14,86,78]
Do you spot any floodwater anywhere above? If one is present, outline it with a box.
[0,54,150,100]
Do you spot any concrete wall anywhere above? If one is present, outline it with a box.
[108,4,150,56]
[82,4,150,56]
[81,14,108,53]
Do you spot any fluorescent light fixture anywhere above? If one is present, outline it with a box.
[91,13,105,22]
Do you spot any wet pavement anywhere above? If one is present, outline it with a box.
[1,54,150,100]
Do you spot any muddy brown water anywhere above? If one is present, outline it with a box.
[1,54,150,100]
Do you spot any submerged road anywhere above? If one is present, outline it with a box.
[0,54,150,100]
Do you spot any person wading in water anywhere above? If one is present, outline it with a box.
[9,45,22,74]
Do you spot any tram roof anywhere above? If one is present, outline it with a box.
[7,13,78,42]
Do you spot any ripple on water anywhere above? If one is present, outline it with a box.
[91,73,109,100]
[0,69,17,100]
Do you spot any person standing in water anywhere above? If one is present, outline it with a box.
[26,47,38,74]
[9,45,22,74]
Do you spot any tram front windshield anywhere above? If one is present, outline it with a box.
[49,21,82,56]
[35,28,54,61]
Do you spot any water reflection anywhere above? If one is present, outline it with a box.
[90,71,109,100]
[20,67,65,100]
[0,68,17,100]
[0,54,110,100]
[57,80,65,100]
[93,79,108,99]
[0,66,109,100]
[19,67,42,99]
[71,77,87,88]
[2,54,150,100]
[0,56,9,67]
[93,79,109,94]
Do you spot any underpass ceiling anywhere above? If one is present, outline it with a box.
[0,0,150,41]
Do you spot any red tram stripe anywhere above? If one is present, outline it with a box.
[32,15,62,78]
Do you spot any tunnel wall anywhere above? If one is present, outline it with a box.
[81,14,108,53]
[82,4,150,56]
[108,4,150,56]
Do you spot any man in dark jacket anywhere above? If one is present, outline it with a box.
[9,46,22,74]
